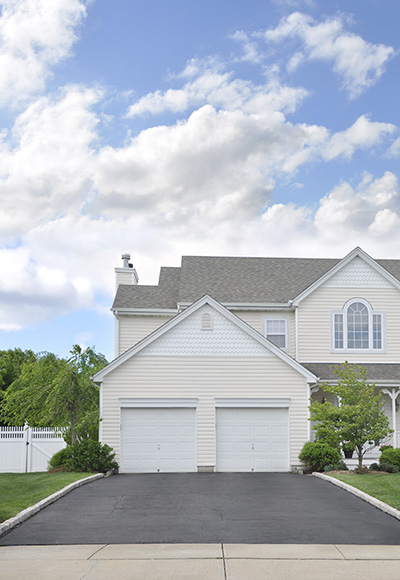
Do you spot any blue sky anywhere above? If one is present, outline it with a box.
[0,0,399,361]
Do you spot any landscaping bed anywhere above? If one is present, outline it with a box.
[0,472,92,522]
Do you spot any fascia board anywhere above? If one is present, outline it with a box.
[94,294,317,383]
[112,308,178,316]
[292,247,400,306]
[316,379,400,387]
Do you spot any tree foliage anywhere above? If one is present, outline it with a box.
[0,345,107,443]
[309,363,392,469]
[0,348,37,423]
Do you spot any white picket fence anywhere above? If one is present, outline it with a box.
[0,426,66,473]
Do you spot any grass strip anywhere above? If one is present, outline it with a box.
[330,472,400,511]
[0,472,92,522]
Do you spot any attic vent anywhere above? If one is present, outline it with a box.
[201,312,213,331]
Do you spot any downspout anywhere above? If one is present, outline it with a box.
[114,312,120,358]
[98,382,103,443]
[294,305,299,361]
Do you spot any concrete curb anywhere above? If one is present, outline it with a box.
[314,472,400,521]
[0,473,104,538]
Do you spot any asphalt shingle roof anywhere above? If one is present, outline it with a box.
[301,363,400,382]
[112,255,400,310]
[112,267,180,310]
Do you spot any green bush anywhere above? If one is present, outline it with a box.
[324,460,348,472]
[48,447,73,469]
[369,462,381,471]
[299,441,341,472]
[380,461,399,473]
[49,440,118,473]
[379,448,400,470]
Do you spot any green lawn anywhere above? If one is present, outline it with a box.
[330,472,400,511]
[0,472,93,522]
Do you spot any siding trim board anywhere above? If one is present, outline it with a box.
[120,398,198,408]
[215,398,290,408]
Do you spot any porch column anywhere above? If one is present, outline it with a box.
[382,388,400,447]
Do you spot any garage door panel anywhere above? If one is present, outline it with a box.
[217,407,289,472]
[121,408,196,473]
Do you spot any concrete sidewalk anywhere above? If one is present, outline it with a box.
[2,544,400,579]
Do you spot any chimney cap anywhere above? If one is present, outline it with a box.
[121,253,131,260]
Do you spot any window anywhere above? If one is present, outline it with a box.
[333,299,383,351]
[265,319,287,349]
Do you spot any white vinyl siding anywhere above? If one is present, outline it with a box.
[118,315,173,355]
[297,287,400,362]
[101,355,309,471]
[233,311,296,357]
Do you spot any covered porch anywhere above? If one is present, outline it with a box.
[302,363,400,464]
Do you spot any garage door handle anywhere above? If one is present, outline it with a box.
[251,444,254,450]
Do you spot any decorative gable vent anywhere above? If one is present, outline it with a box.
[201,312,213,331]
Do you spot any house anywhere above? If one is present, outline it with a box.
[92,247,400,473]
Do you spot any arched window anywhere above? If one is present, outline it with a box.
[333,299,383,351]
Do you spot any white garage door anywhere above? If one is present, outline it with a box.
[216,407,289,472]
[120,408,196,473]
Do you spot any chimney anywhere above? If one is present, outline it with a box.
[115,253,139,289]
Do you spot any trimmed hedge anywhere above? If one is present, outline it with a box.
[49,440,118,473]
[299,441,341,472]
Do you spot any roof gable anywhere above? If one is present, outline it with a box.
[93,295,317,382]
[292,247,400,305]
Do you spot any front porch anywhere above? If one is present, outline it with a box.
[304,363,400,468]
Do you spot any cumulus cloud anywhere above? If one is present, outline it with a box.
[127,62,308,118]
[314,172,400,239]
[0,4,398,334]
[0,85,101,243]
[262,12,395,98]
[0,0,87,107]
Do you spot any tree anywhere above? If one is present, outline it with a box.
[309,363,392,469]
[0,345,107,444]
[0,348,37,423]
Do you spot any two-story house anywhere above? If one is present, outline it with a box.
[93,247,400,473]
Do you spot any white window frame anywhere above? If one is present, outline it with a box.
[331,298,385,353]
[264,316,289,350]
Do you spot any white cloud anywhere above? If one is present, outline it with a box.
[0,85,101,243]
[323,115,395,161]
[314,172,400,239]
[262,12,395,98]
[0,0,87,107]
[127,63,308,118]
[0,5,398,334]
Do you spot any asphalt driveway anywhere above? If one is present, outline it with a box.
[2,473,400,545]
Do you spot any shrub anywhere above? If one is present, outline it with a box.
[299,442,341,472]
[379,448,400,470]
[49,440,118,473]
[324,460,348,472]
[48,447,72,469]
[380,462,399,474]
[369,462,381,471]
